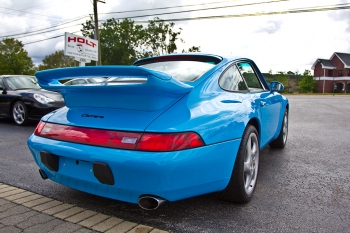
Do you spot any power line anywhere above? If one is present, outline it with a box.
[2,0,258,38]
[151,4,350,22]
[100,0,244,14]
[101,0,289,18]
[0,10,62,22]
[0,15,88,38]
[21,3,350,46]
[23,31,81,45]
[19,0,56,11]
[0,0,335,39]
[107,2,350,20]
[0,7,61,19]
[12,24,83,39]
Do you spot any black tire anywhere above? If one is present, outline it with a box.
[217,125,259,203]
[12,101,29,126]
[269,109,288,148]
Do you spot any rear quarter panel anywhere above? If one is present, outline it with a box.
[147,59,288,148]
[146,61,261,145]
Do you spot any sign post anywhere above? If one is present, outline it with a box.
[64,32,98,66]
[74,57,92,67]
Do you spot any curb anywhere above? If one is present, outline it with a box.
[0,182,168,233]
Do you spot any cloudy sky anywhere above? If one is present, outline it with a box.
[1,0,349,73]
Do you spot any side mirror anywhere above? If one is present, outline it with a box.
[0,86,7,94]
[269,81,284,92]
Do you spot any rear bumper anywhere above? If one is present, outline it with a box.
[28,134,241,204]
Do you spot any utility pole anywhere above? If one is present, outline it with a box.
[93,0,105,65]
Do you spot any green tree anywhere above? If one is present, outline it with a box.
[264,69,273,83]
[273,71,290,91]
[299,69,316,93]
[0,38,35,75]
[82,18,146,65]
[144,18,200,55]
[38,50,75,70]
[146,17,194,56]
[145,18,180,56]
[182,46,201,53]
[81,17,200,65]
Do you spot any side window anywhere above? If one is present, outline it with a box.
[0,79,3,89]
[237,62,264,91]
[219,65,248,91]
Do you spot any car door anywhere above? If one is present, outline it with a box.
[0,77,6,115]
[0,77,19,117]
[236,62,282,146]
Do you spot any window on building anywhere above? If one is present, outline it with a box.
[348,69,350,76]
[328,70,333,77]
[338,70,343,77]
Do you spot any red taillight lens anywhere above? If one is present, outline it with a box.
[136,132,204,151]
[35,122,142,150]
[34,121,46,135]
[34,121,205,151]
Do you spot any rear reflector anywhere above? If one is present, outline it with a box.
[34,122,205,151]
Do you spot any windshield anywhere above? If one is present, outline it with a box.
[5,76,40,90]
[139,61,216,82]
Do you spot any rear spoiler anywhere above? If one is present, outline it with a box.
[35,66,193,111]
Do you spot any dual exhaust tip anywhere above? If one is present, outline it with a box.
[39,169,167,210]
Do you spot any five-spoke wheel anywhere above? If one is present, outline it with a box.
[243,131,259,196]
[12,101,28,125]
[217,125,260,203]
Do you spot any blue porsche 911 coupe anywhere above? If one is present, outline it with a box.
[27,54,288,210]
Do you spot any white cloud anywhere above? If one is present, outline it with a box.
[54,40,65,51]
[255,20,282,34]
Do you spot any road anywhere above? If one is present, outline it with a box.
[1,95,350,233]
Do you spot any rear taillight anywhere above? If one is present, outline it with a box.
[136,132,204,151]
[34,121,46,135]
[34,121,205,151]
[34,122,141,150]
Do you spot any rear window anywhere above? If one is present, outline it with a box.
[134,55,221,82]
[139,61,216,82]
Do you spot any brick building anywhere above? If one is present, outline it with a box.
[311,52,350,93]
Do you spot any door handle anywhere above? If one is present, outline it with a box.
[260,101,266,107]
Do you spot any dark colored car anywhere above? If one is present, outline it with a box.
[0,75,65,125]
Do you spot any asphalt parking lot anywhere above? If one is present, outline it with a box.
[1,95,350,233]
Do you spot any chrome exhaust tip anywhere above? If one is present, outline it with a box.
[39,169,48,180]
[138,196,167,210]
